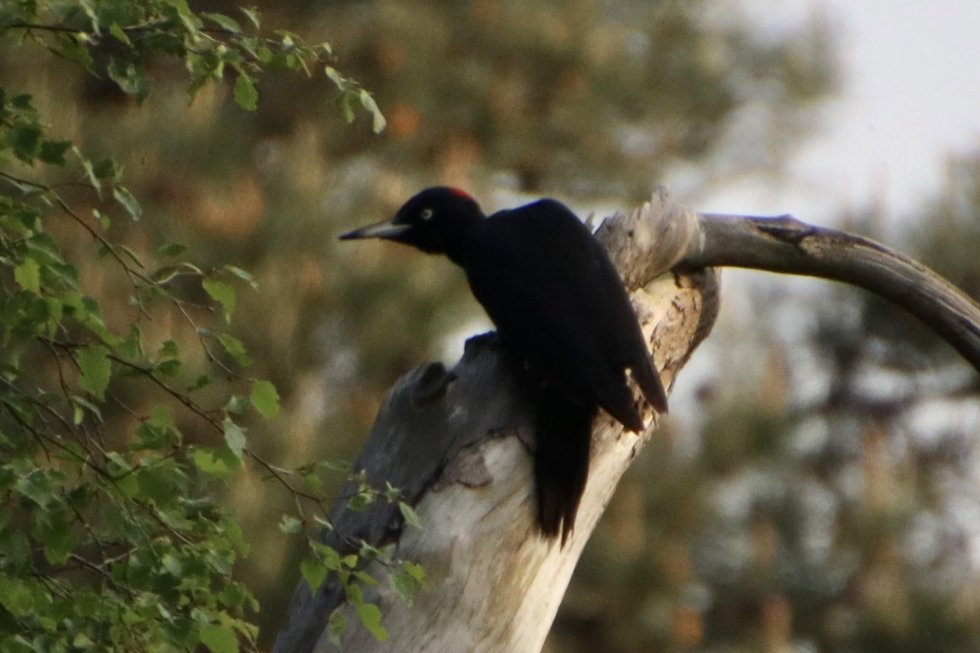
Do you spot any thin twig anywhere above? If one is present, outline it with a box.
[172,298,236,377]
[0,169,153,290]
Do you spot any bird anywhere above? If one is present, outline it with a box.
[340,187,668,544]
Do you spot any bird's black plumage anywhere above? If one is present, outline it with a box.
[340,187,668,543]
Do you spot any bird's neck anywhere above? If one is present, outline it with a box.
[445,245,468,266]
[441,215,484,266]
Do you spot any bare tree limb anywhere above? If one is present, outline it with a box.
[681,212,980,372]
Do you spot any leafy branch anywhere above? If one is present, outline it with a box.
[0,2,386,128]
[0,1,391,651]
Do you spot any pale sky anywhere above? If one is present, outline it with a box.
[692,0,980,227]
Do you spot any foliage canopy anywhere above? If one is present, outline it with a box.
[0,1,388,650]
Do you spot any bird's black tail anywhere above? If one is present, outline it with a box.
[533,388,598,546]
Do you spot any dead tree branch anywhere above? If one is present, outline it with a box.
[682,211,980,371]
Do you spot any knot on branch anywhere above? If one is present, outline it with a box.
[593,187,700,289]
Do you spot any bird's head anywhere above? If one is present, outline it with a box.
[339,187,483,258]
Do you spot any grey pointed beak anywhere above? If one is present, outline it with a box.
[339,219,411,241]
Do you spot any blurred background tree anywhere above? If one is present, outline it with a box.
[4,0,978,650]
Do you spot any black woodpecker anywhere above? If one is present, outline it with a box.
[340,187,668,543]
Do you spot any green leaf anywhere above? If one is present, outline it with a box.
[390,564,424,606]
[279,514,302,534]
[155,358,181,377]
[225,394,249,415]
[354,602,387,642]
[337,91,356,124]
[106,451,133,474]
[16,469,57,508]
[223,265,258,289]
[117,325,143,359]
[70,395,103,425]
[359,90,387,134]
[0,577,35,617]
[300,555,328,593]
[73,633,95,648]
[156,340,181,376]
[249,380,280,419]
[52,33,94,72]
[199,622,239,653]
[301,467,323,492]
[7,121,42,162]
[189,445,242,477]
[223,418,247,461]
[311,541,345,571]
[134,405,179,450]
[107,58,149,102]
[188,374,212,391]
[76,151,105,194]
[159,242,187,257]
[217,333,252,366]
[327,610,347,645]
[160,340,179,358]
[39,139,71,165]
[402,561,426,583]
[351,570,377,587]
[112,185,143,220]
[398,502,423,530]
[92,209,111,229]
[14,258,41,294]
[37,509,78,565]
[323,66,347,89]
[77,344,111,400]
[341,554,359,569]
[240,7,262,29]
[203,12,242,33]
[220,515,250,558]
[254,44,274,64]
[347,491,374,512]
[93,157,118,181]
[147,404,174,429]
[108,22,132,46]
[203,279,236,322]
[233,74,258,111]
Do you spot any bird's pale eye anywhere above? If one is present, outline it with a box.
[420,208,434,221]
